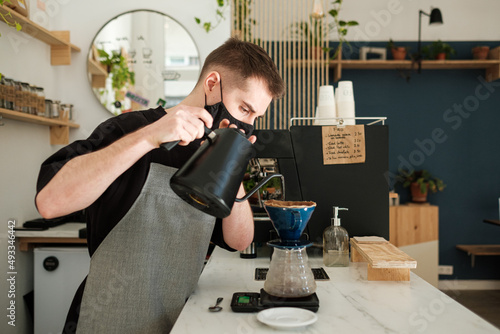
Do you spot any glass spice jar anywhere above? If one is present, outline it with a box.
[29,85,37,115]
[21,82,31,113]
[36,87,46,116]
[45,99,53,118]
[51,100,60,118]
[3,78,15,110]
[13,81,23,112]
[0,76,6,109]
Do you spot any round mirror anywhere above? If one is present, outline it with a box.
[87,10,201,115]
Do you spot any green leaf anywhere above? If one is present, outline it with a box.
[339,20,346,26]
[347,21,359,26]
[195,17,201,24]
[203,22,211,32]
[217,0,224,7]
[328,9,338,17]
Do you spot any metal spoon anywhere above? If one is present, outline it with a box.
[208,297,223,312]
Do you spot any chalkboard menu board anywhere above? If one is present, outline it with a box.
[290,125,389,244]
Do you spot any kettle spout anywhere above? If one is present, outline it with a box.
[236,174,284,202]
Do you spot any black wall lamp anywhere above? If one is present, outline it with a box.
[418,8,443,72]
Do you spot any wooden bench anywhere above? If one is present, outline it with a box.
[350,237,417,281]
[456,245,500,267]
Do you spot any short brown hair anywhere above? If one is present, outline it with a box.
[198,38,285,99]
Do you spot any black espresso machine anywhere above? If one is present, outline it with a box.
[246,125,389,252]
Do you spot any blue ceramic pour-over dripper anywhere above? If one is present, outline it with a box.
[264,200,317,241]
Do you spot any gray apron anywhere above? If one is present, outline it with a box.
[77,163,216,333]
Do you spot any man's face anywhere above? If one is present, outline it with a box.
[222,77,272,126]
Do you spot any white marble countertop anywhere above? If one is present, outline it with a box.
[15,223,85,238]
[171,247,500,334]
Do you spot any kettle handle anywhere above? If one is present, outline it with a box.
[235,174,284,202]
[161,126,215,151]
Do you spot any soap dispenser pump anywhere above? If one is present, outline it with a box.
[323,206,349,267]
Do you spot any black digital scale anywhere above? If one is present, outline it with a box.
[229,267,327,312]
[231,289,320,313]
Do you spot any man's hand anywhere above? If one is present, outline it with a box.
[217,119,257,144]
[146,105,214,148]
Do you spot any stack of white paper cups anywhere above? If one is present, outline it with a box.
[314,85,337,125]
[336,81,356,125]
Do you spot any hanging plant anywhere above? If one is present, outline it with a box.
[0,0,22,37]
[195,0,257,41]
[327,0,359,59]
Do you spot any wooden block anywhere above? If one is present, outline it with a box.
[367,266,410,281]
[50,125,69,145]
[351,238,416,269]
[350,238,416,281]
[50,31,71,65]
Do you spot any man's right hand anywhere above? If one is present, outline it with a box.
[145,105,213,148]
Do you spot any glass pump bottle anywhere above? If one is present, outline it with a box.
[323,207,349,267]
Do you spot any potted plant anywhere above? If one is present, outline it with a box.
[472,46,490,60]
[97,49,135,102]
[422,40,456,60]
[397,169,445,203]
[387,39,409,60]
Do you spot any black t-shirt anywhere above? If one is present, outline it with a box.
[36,106,231,255]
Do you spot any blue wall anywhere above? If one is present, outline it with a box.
[334,41,500,279]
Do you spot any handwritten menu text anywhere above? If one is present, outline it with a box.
[322,125,366,165]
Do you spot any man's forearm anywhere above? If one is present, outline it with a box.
[36,128,156,219]
[221,184,254,251]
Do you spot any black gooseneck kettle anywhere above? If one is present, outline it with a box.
[162,127,283,218]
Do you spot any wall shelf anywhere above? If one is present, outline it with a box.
[288,47,500,82]
[0,4,80,65]
[0,108,79,145]
[333,47,500,82]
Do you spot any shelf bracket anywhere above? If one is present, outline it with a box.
[50,125,69,145]
[50,31,71,65]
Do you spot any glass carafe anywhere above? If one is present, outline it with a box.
[264,246,316,298]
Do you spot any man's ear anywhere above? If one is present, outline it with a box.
[203,71,221,96]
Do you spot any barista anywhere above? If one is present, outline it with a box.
[35,38,285,334]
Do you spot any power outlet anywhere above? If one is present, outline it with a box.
[438,265,454,275]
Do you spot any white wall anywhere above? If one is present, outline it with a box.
[0,1,229,333]
[341,0,500,42]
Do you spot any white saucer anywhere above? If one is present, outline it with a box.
[256,307,318,329]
